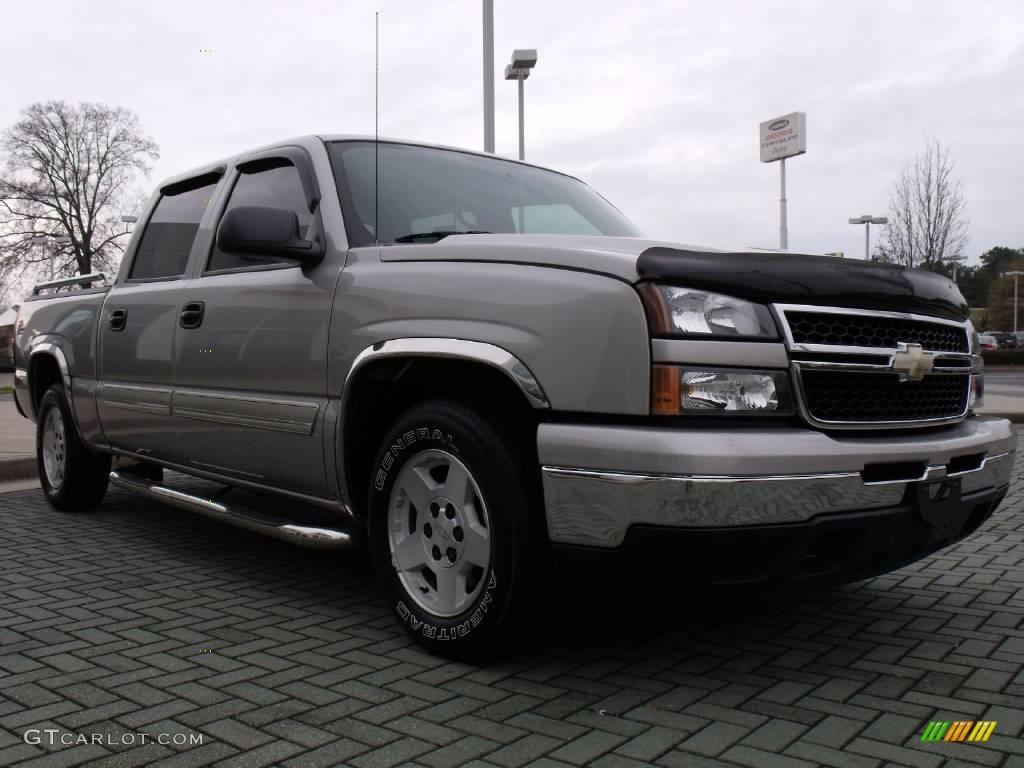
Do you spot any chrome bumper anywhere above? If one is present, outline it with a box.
[539,417,1017,547]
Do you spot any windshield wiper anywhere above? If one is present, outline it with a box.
[392,230,492,243]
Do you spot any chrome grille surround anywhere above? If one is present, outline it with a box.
[774,303,975,430]
[785,309,969,352]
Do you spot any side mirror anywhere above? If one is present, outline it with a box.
[217,205,323,264]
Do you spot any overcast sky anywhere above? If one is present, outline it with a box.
[3,0,1022,264]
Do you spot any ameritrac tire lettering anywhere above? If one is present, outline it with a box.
[396,572,497,640]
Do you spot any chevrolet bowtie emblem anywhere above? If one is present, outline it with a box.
[891,342,935,381]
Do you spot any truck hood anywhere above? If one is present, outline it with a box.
[378,234,968,321]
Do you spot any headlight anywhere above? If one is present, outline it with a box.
[638,284,778,338]
[652,366,794,415]
[967,321,984,413]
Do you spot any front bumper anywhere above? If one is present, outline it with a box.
[539,416,1016,548]
[551,484,1007,596]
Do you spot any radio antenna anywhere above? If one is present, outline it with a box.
[374,11,380,246]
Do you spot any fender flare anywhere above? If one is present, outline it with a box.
[346,338,549,410]
[335,338,549,514]
[27,341,74,420]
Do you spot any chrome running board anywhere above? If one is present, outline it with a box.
[109,470,357,549]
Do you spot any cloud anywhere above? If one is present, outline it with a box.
[1,0,1021,267]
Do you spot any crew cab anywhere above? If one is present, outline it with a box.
[14,136,1017,657]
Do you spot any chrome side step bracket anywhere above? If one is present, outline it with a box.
[109,470,357,549]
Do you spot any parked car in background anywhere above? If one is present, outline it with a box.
[1014,331,1024,345]
[982,331,1018,349]
[978,334,999,351]
[0,305,17,372]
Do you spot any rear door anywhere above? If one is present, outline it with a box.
[168,149,341,495]
[97,171,222,457]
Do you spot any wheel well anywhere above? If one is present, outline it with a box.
[343,357,540,518]
[28,354,63,416]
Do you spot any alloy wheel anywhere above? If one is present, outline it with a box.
[41,407,66,489]
[387,449,492,618]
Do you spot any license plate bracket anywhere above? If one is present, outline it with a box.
[915,476,965,539]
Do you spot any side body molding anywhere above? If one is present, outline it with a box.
[336,338,550,514]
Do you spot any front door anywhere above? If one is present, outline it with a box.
[170,160,340,496]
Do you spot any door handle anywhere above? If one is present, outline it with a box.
[179,301,205,329]
[109,307,127,332]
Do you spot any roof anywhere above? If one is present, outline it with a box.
[316,134,574,176]
[154,135,579,193]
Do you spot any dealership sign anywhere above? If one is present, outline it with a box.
[759,112,806,162]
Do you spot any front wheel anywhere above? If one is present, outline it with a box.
[36,384,111,511]
[367,399,546,659]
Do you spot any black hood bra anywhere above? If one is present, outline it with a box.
[636,248,969,322]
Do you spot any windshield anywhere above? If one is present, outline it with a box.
[329,141,642,247]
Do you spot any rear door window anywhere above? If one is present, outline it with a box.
[130,182,216,280]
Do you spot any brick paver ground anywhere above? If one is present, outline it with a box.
[0,455,1022,768]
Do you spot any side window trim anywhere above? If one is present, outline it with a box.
[202,261,299,278]
[235,146,320,213]
[160,166,226,196]
[124,272,189,285]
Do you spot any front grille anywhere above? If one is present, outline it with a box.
[800,371,969,423]
[786,311,969,353]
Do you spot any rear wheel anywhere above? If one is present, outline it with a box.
[36,385,110,511]
[367,399,545,659]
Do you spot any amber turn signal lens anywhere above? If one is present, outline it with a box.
[637,283,672,334]
[652,365,681,415]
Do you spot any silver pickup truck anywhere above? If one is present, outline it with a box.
[13,136,1017,657]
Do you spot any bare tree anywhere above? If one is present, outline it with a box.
[0,101,158,291]
[876,140,969,269]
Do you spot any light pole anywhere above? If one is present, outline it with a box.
[31,232,72,280]
[504,49,537,161]
[482,0,494,153]
[758,112,807,250]
[848,215,887,260]
[1003,270,1023,333]
[780,158,787,249]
